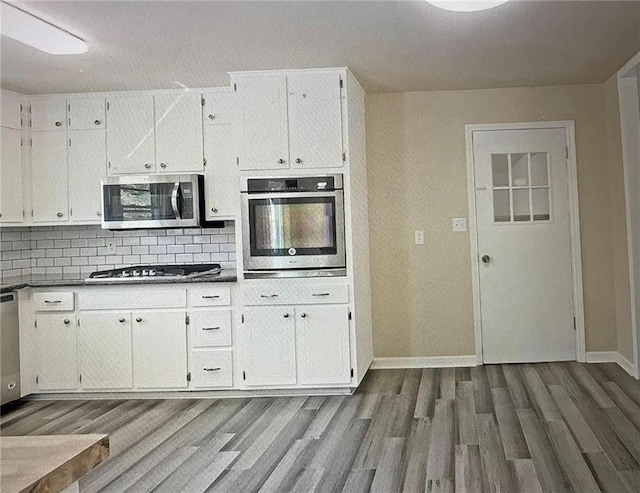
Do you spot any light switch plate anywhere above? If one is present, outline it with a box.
[452,218,467,232]
[414,230,425,245]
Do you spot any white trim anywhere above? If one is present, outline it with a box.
[585,351,635,377]
[370,356,477,369]
[465,121,585,364]
[617,52,640,379]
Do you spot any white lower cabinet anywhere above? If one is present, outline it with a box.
[243,306,297,386]
[132,311,188,389]
[35,313,78,391]
[191,349,233,388]
[78,312,133,390]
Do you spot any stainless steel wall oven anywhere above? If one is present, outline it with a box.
[241,175,346,277]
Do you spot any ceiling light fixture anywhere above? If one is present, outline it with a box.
[0,1,87,55]
[426,0,510,12]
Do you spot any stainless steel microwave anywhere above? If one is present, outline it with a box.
[101,174,204,229]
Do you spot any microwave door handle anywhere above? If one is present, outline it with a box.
[171,183,181,219]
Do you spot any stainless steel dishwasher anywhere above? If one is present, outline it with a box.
[1,292,21,405]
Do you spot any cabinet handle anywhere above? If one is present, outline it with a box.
[283,313,289,318]
[201,295,220,299]
[260,294,278,298]
[44,300,62,304]
[144,163,151,169]
[300,313,307,318]
[136,317,142,323]
[55,121,62,127]
[160,162,167,169]
[56,212,63,218]
[295,158,302,164]
[211,207,218,213]
[94,120,101,125]
[202,326,220,331]
[203,367,221,372]
[312,293,331,297]
[63,319,70,325]
[119,317,126,323]
[208,114,215,120]
[277,159,284,164]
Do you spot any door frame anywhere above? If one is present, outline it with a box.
[465,121,585,364]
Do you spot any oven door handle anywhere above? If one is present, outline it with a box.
[171,183,181,219]
[242,191,342,200]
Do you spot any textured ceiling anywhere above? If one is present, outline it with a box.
[1,0,639,95]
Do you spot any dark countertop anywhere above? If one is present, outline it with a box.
[0,270,237,293]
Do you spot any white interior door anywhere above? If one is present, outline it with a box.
[473,127,575,363]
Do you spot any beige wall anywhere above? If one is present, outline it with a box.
[366,84,623,358]
[603,74,634,362]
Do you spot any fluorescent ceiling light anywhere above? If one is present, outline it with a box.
[0,1,87,55]
[426,1,510,12]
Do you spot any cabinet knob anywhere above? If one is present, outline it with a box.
[277,159,284,164]
[211,207,218,213]
[160,162,167,169]
[55,121,62,127]
[144,163,151,169]
[63,319,70,325]
[96,212,101,217]
[0,213,3,218]
[136,317,142,323]
[119,317,126,323]
[208,114,215,120]
[56,212,63,218]
[300,313,307,318]
[94,120,102,126]
[295,158,302,164]
[283,313,289,318]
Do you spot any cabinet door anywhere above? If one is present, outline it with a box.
[1,90,22,130]
[155,93,203,173]
[204,90,235,125]
[191,349,233,388]
[296,305,350,385]
[36,313,77,391]
[78,312,133,389]
[68,131,106,222]
[106,95,155,174]
[204,123,238,219]
[288,73,343,169]
[0,128,23,222]
[31,132,69,222]
[244,306,296,386]
[132,311,187,388]
[237,75,289,170]
[30,98,67,131]
[68,98,106,130]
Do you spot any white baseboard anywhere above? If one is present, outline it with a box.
[370,355,477,370]
[585,351,636,377]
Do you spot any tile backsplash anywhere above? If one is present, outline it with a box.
[0,223,236,282]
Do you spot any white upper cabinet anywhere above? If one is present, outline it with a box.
[234,71,344,170]
[30,98,67,131]
[155,93,203,173]
[236,75,289,170]
[31,132,69,222]
[1,90,22,130]
[0,128,23,222]
[68,131,106,222]
[204,90,235,125]
[106,95,155,174]
[288,73,343,169]
[68,97,106,130]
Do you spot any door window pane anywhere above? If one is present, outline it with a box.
[493,190,510,222]
[491,154,509,187]
[512,189,530,221]
[530,152,549,186]
[511,153,528,186]
[532,188,550,221]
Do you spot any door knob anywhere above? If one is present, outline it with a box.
[481,255,491,264]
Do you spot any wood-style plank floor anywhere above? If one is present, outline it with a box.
[3,362,640,492]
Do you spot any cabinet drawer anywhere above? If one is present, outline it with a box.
[294,285,349,304]
[34,292,74,311]
[191,310,232,347]
[189,286,231,307]
[191,349,233,388]
[241,286,293,306]
[80,288,186,310]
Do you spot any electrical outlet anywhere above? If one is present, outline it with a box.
[452,218,467,232]
[414,230,425,245]
[106,239,117,255]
